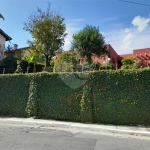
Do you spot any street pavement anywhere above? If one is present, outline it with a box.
[0,117,149,138]
[0,123,150,150]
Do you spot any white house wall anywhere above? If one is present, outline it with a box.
[0,34,6,60]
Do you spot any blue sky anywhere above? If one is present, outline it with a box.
[0,0,150,54]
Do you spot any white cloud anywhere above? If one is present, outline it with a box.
[123,33,132,43]
[124,28,130,33]
[63,19,83,50]
[63,27,77,50]
[104,15,150,54]
[63,15,150,55]
[132,16,150,32]
[121,33,133,51]
[105,26,150,54]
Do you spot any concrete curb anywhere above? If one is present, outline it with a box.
[0,117,150,137]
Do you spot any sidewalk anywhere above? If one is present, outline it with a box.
[0,117,150,137]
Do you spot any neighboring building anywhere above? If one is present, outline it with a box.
[80,44,150,69]
[92,45,150,69]
[55,44,120,69]
[4,42,150,69]
[92,44,119,69]
[56,44,150,69]
[4,44,30,59]
[0,29,12,60]
[118,48,150,68]
[132,48,150,67]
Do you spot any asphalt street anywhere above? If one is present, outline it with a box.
[0,123,150,150]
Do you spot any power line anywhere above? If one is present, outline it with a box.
[118,0,150,6]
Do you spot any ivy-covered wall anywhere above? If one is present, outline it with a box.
[33,73,85,121]
[0,70,150,125]
[0,74,30,117]
[90,70,150,125]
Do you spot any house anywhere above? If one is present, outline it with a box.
[91,44,119,69]
[55,44,120,70]
[56,44,150,69]
[92,45,150,69]
[0,29,12,60]
[118,48,150,68]
[4,42,150,69]
[4,44,30,59]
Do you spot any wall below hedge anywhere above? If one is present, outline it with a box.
[0,70,150,125]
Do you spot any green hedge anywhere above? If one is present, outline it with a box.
[90,70,150,125]
[25,73,90,121]
[0,70,150,125]
[0,74,30,117]
[32,73,85,121]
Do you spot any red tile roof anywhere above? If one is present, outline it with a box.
[133,48,150,52]
[119,53,133,58]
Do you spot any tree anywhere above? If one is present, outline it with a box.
[71,25,109,65]
[100,63,113,70]
[3,56,17,73]
[25,50,42,72]
[55,51,78,72]
[121,57,139,69]
[23,3,67,69]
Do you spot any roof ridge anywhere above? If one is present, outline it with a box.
[0,28,12,41]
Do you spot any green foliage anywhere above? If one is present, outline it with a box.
[90,70,150,125]
[80,83,93,122]
[23,3,67,68]
[91,62,100,70]
[0,60,4,74]
[121,57,135,65]
[55,51,78,72]
[76,62,100,72]
[20,60,44,73]
[25,50,42,64]
[121,57,139,70]
[26,76,38,117]
[20,60,28,73]
[142,66,150,69]
[0,74,30,116]
[25,50,43,72]
[72,25,109,64]
[0,70,150,125]
[3,56,17,73]
[100,63,113,70]
[34,73,83,121]
[35,63,45,72]
[15,60,23,73]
